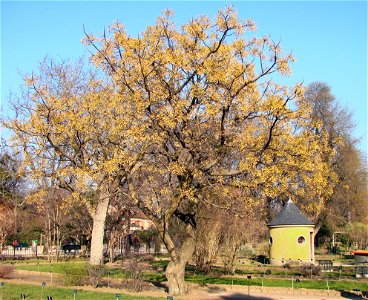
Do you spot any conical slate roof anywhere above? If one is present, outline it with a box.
[267,199,314,227]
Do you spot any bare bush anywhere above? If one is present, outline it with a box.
[194,196,268,274]
[300,264,321,277]
[0,264,15,278]
[88,265,106,287]
[122,254,146,292]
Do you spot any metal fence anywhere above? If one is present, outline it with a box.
[1,244,167,260]
[0,246,42,259]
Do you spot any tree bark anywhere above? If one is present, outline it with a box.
[164,228,195,295]
[108,231,116,263]
[89,195,110,265]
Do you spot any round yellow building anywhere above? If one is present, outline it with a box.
[267,200,315,266]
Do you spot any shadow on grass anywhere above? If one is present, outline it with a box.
[207,285,227,293]
[217,293,273,300]
[150,281,168,293]
[340,289,366,299]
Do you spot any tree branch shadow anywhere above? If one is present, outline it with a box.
[216,293,274,300]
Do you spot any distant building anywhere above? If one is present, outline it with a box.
[130,217,154,232]
[267,199,315,266]
[128,208,155,233]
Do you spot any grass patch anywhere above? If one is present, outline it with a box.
[15,260,164,282]
[16,261,88,274]
[144,272,166,282]
[15,261,148,281]
[150,260,169,270]
[235,267,303,277]
[105,267,128,279]
[0,282,164,300]
[184,274,368,292]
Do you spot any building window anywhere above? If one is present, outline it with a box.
[298,236,305,244]
[269,237,273,245]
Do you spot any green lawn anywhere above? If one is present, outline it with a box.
[16,261,89,274]
[13,260,368,293]
[16,261,160,280]
[0,282,163,300]
[233,266,356,278]
[184,274,368,292]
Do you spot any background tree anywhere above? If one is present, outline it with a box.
[0,201,15,250]
[0,148,26,235]
[194,190,266,274]
[345,222,368,249]
[27,186,92,261]
[0,148,31,248]
[304,82,367,236]
[84,7,335,294]
[1,59,137,265]
[105,197,132,263]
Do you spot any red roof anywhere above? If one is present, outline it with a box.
[353,250,368,256]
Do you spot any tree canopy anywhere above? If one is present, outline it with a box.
[304,82,367,232]
[2,7,337,294]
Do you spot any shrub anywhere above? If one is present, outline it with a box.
[88,265,106,287]
[238,244,255,258]
[255,242,269,257]
[284,260,302,267]
[140,254,155,262]
[123,254,145,292]
[300,264,321,277]
[0,264,15,278]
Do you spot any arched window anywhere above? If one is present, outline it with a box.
[269,237,273,245]
[298,236,305,244]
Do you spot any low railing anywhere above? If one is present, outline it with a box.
[0,246,43,258]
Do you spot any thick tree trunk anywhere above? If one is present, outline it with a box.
[90,195,110,265]
[165,233,195,295]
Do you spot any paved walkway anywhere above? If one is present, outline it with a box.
[179,284,365,300]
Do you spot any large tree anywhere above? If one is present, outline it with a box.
[3,8,336,294]
[83,8,335,294]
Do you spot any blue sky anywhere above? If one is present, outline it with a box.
[1,1,367,154]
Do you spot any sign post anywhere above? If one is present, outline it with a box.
[0,282,4,300]
[73,289,77,300]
